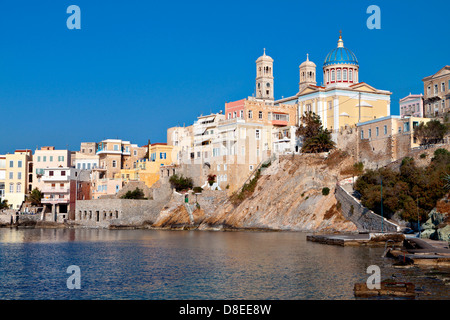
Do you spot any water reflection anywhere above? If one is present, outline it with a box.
[0,228,448,300]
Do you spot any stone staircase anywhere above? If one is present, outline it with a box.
[184,203,195,225]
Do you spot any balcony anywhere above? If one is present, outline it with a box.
[41,196,70,204]
[41,174,70,182]
[270,113,289,126]
[42,186,70,194]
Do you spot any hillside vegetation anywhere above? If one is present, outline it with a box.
[354,148,450,222]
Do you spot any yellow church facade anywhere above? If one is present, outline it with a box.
[276,33,391,131]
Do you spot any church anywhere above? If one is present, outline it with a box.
[275,32,392,132]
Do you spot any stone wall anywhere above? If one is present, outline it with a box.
[73,182,172,228]
[74,198,165,228]
[335,183,400,232]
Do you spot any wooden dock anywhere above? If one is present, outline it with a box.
[306,233,404,247]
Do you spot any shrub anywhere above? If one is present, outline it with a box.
[354,154,449,222]
[121,187,146,200]
[322,187,330,196]
[420,153,427,159]
[169,174,193,192]
[193,186,203,193]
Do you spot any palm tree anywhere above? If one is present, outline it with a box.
[27,188,43,206]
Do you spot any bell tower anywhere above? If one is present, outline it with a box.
[255,48,274,100]
[299,54,316,92]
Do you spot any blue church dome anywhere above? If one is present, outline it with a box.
[323,34,358,67]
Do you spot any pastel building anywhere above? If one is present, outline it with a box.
[422,66,450,118]
[73,142,99,171]
[357,115,431,167]
[0,155,6,202]
[167,125,193,165]
[119,143,175,188]
[40,167,90,221]
[400,94,424,118]
[4,150,33,210]
[32,147,71,192]
[96,139,146,179]
[277,32,391,133]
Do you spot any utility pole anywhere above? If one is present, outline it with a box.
[358,91,361,123]
[380,175,384,233]
[417,197,421,238]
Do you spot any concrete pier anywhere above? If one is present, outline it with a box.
[306,232,405,246]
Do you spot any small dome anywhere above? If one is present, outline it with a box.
[300,54,316,67]
[256,48,273,62]
[323,34,358,67]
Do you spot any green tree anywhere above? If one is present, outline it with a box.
[0,199,9,210]
[413,120,448,146]
[354,155,449,222]
[27,188,43,206]
[296,111,335,153]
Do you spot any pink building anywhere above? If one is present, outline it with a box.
[32,147,71,192]
[400,94,424,118]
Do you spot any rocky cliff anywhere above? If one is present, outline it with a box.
[152,151,358,232]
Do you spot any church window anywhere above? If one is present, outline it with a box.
[349,69,353,81]
[266,83,270,87]
[343,69,347,81]
[337,69,341,81]
[331,70,335,81]
[258,83,260,89]
[326,70,330,83]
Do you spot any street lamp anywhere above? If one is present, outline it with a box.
[380,174,383,233]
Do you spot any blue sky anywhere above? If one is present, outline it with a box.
[0,0,449,153]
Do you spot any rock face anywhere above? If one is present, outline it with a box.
[154,152,358,232]
[420,208,450,241]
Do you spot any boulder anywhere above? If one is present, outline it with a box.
[436,225,450,242]
[420,228,435,239]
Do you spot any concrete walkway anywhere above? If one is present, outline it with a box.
[405,237,450,256]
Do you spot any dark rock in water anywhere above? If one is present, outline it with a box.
[354,280,415,298]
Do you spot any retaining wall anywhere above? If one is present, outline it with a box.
[335,183,400,233]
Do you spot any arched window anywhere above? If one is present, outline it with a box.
[343,69,347,81]
[331,70,335,81]
[16,183,21,193]
[337,69,341,81]
[349,69,353,82]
